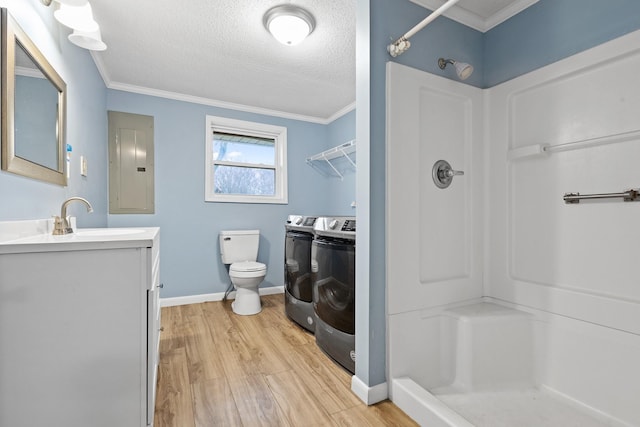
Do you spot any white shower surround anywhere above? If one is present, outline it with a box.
[386,29,640,427]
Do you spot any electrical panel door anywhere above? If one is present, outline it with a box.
[108,111,154,214]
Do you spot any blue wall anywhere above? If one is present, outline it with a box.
[106,90,354,298]
[484,0,640,87]
[383,1,484,87]
[0,0,107,225]
[358,0,640,389]
[326,109,357,215]
[355,0,485,389]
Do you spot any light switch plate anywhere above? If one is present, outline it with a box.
[80,156,87,177]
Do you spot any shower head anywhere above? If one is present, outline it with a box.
[438,58,474,80]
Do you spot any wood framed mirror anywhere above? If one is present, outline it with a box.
[1,8,67,186]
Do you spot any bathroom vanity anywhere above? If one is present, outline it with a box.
[0,222,160,427]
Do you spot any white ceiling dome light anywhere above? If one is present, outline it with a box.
[263,5,315,46]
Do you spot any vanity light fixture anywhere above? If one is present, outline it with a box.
[54,3,99,33]
[41,0,107,51]
[68,28,106,51]
[438,58,474,80]
[40,0,88,6]
[263,5,315,46]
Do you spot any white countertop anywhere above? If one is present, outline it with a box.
[0,226,160,254]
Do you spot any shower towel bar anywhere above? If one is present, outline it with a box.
[507,129,640,161]
[563,189,639,204]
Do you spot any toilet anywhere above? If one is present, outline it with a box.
[219,229,267,315]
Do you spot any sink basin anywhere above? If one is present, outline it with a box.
[76,228,146,237]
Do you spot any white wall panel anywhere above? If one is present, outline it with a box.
[510,53,640,149]
[419,88,470,283]
[511,141,640,300]
[536,310,640,426]
[386,62,483,315]
[487,30,640,333]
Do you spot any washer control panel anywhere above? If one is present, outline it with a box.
[314,217,356,240]
[285,215,317,232]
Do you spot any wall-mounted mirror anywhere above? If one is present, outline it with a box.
[1,8,67,186]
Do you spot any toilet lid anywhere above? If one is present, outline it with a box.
[230,261,266,273]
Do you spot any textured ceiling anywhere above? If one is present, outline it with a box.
[90,0,356,123]
[89,1,536,123]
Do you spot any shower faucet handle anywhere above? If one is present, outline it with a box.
[432,160,464,189]
[444,168,464,178]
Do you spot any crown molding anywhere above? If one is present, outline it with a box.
[409,0,539,32]
[90,52,353,125]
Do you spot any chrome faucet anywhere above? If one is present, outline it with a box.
[53,197,93,235]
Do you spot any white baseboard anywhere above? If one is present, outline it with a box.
[351,375,388,405]
[160,285,284,307]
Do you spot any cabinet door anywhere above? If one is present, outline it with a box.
[146,253,161,425]
[0,249,143,427]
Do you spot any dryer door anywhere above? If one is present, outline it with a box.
[312,239,355,334]
[285,231,313,302]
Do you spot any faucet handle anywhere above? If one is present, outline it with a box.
[52,216,65,235]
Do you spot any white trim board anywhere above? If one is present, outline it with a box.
[91,51,354,125]
[351,375,388,405]
[160,285,284,307]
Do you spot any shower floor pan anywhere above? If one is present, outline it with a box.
[437,387,611,427]
[390,302,628,427]
[393,378,615,427]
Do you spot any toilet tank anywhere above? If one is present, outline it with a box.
[219,230,260,264]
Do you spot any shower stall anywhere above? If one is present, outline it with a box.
[385,30,640,427]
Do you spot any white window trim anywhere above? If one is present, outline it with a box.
[205,115,288,204]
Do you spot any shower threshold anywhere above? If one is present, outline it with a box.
[435,387,613,427]
[392,378,620,427]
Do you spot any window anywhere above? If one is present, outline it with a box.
[205,116,287,204]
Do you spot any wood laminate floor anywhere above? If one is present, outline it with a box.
[154,294,418,426]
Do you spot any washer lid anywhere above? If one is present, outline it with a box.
[230,261,266,272]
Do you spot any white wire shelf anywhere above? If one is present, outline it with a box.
[306,140,356,179]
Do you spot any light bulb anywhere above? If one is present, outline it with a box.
[268,15,310,45]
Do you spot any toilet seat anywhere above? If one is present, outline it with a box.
[230,261,267,278]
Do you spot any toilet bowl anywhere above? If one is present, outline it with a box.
[219,229,268,316]
[229,261,267,315]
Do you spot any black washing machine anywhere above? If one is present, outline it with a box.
[284,215,317,332]
[312,216,356,373]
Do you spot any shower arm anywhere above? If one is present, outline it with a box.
[388,0,461,57]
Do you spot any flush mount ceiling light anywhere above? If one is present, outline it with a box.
[438,58,474,80]
[263,5,315,46]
